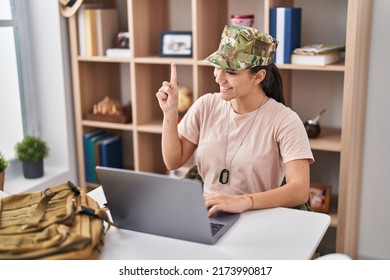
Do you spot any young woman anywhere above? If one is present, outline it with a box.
[156,25,313,216]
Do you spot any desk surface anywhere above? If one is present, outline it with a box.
[89,187,330,260]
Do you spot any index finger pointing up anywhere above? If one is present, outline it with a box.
[170,63,177,86]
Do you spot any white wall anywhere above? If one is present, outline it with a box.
[25,1,72,167]
[358,0,390,260]
[29,0,77,189]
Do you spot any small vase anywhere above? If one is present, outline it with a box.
[304,109,326,139]
[304,120,321,138]
[0,171,4,191]
[22,159,44,179]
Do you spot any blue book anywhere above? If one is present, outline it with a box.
[99,135,123,169]
[82,130,106,183]
[87,131,111,183]
[94,134,114,167]
[270,7,301,64]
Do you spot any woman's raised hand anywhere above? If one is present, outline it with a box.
[156,63,179,113]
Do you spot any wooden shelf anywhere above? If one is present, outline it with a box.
[134,56,195,65]
[82,120,134,131]
[78,55,131,63]
[276,61,345,72]
[137,121,163,134]
[309,127,341,152]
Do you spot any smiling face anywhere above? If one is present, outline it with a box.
[213,67,266,102]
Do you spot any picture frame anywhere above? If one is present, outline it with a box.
[160,31,192,57]
[309,183,331,213]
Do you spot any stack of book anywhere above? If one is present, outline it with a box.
[82,130,123,183]
[291,44,345,66]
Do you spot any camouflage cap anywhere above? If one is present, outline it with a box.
[204,25,278,70]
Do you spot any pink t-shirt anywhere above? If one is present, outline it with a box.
[178,93,314,195]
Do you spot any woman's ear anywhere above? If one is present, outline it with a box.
[254,69,266,85]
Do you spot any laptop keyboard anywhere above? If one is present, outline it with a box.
[210,222,225,236]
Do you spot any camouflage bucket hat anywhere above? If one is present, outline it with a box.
[204,25,278,70]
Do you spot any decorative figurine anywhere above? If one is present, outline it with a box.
[93,96,122,116]
[87,96,132,124]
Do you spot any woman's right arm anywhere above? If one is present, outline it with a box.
[156,63,197,170]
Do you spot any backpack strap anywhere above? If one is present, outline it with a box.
[23,184,74,229]
[78,205,117,231]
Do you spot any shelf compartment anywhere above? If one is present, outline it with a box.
[79,61,131,126]
[133,63,193,126]
[195,0,228,59]
[78,62,121,113]
[83,129,134,187]
[133,63,166,126]
[131,0,192,58]
[136,132,166,174]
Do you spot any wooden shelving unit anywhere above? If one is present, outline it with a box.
[67,0,371,259]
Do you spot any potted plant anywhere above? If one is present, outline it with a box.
[0,152,9,190]
[15,135,49,179]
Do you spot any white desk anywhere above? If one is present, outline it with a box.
[89,187,330,260]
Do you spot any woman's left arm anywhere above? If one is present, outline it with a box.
[205,159,310,216]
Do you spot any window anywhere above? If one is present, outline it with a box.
[0,0,77,193]
[0,0,35,163]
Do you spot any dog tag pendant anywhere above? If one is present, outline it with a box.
[219,169,229,184]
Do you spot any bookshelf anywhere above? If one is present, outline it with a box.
[66,0,372,258]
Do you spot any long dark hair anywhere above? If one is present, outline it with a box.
[249,63,285,105]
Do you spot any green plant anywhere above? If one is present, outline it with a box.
[15,135,49,162]
[0,152,9,172]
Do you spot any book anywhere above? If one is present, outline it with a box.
[106,48,131,58]
[270,7,302,64]
[95,9,118,56]
[293,44,345,55]
[78,6,86,56]
[291,52,342,66]
[94,134,114,167]
[77,3,103,56]
[82,130,106,183]
[99,135,123,169]
[84,8,98,56]
[87,131,111,183]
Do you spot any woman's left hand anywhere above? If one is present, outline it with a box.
[204,192,251,216]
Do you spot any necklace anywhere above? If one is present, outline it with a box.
[219,96,265,184]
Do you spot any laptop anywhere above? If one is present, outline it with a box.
[95,166,240,245]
